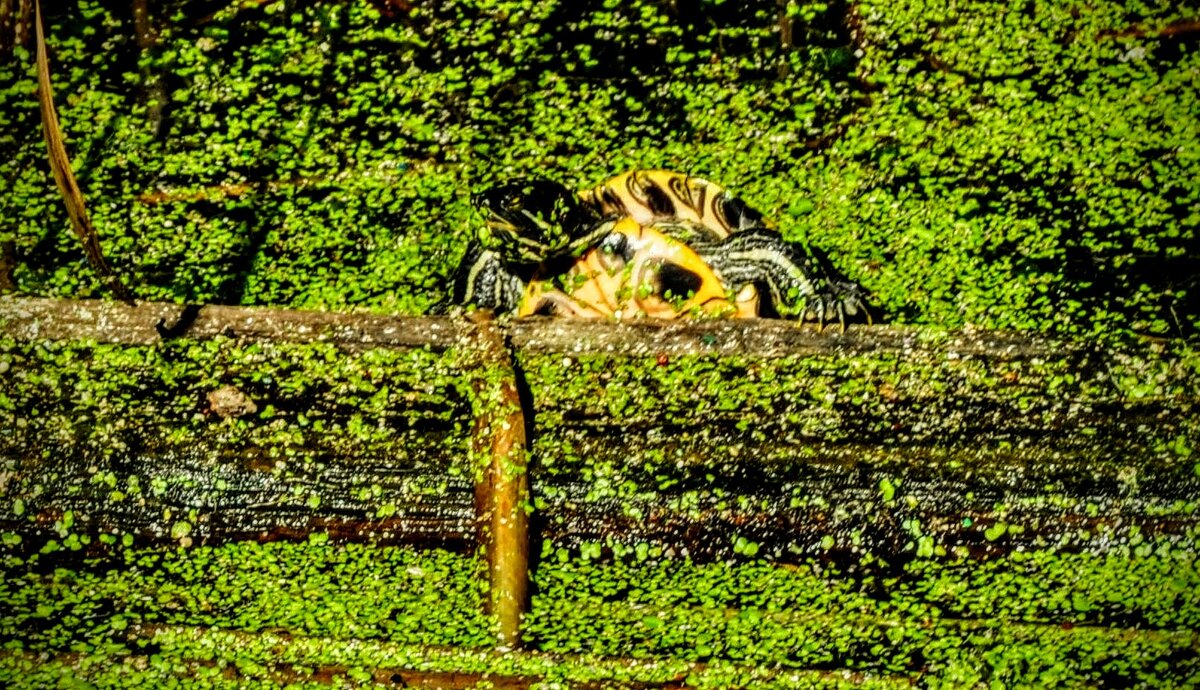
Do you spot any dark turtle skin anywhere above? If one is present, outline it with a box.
[451,170,872,327]
[473,179,601,265]
[451,179,606,309]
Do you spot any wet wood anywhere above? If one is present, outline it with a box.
[0,648,544,690]
[0,295,1069,358]
[464,311,530,649]
[0,296,464,349]
[1100,19,1200,40]
[0,295,1196,564]
[106,623,896,689]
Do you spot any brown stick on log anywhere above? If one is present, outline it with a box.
[465,311,530,649]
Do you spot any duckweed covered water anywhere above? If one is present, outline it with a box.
[1,0,1196,337]
[1,541,1197,688]
[2,0,1198,685]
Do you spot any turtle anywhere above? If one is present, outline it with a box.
[451,176,755,319]
[451,170,870,327]
[577,170,872,326]
[518,216,759,319]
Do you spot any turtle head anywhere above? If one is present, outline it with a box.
[473,179,597,265]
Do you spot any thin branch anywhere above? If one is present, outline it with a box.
[0,241,15,291]
[1100,20,1200,40]
[131,0,166,135]
[34,0,135,303]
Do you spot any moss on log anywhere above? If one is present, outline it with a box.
[0,296,1197,563]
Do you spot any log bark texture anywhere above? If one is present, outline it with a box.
[1,296,1197,563]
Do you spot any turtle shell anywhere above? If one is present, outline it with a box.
[518,218,759,320]
[577,169,772,240]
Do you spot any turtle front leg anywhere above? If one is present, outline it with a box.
[828,278,873,330]
[451,243,528,313]
[696,229,871,327]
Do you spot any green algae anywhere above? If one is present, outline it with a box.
[2,0,1196,338]
[1,541,1196,687]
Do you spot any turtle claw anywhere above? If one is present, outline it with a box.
[796,295,830,331]
[797,280,873,332]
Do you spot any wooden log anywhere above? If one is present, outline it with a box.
[0,295,1057,357]
[106,623,897,689]
[0,296,464,349]
[0,296,1196,563]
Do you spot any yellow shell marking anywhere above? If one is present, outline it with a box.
[578,169,772,240]
[518,218,758,320]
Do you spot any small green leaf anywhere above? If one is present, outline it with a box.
[880,478,897,503]
[170,521,192,540]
